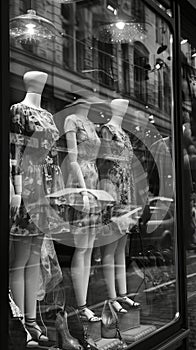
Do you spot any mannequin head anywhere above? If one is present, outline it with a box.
[23,71,48,95]
[111,99,129,118]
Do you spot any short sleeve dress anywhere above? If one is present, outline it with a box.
[97,124,136,235]
[63,114,102,248]
[10,103,66,237]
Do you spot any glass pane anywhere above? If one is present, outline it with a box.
[9,0,178,348]
[181,13,196,348]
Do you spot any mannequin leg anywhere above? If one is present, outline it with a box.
[9,237,32,316]
[25,235,49,343]
[115,235,127,296]
[101,241,118,299]
[115,235,140,307]
[25,235,43,319]
[71,232,101,321]
[101,239,127,313]
[71,247,90,307]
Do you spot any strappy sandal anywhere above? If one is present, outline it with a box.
[25,322,49,343]
[119,296,140,308]
[111,300,127,314]
[25,328,39,348]
[79,306,102,322]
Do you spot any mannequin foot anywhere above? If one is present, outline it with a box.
[119,295,140,308]
[25,321,49,343]
[25,328,39,348]
[111,300,127,314]
[78,306,101,322]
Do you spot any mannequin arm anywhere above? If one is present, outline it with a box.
[99,126,113,159]
[65,130,89,210]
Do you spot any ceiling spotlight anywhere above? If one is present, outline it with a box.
[149,115,155,123]
[155,58,165,70]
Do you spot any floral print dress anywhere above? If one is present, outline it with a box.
[63,114,102,248]
[10,103,65,237]
[97,124,136,235]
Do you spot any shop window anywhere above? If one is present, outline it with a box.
[96,41,114,88]
[9,1,179,349]
[61,4,76,70]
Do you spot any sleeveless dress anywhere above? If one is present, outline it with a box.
[97,124,136,236]
[63,114,102,248]
[10,103,66,237]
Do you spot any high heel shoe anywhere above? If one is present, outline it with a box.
[119,295,140,308]
[55,310,83,350]
[25,322,48,344]
[111,300,127,314]
[79,306,101,322]
[25,327,39,348]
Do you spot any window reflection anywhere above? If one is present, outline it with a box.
[9,0,177,348]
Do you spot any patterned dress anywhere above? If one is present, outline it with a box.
[10,103,66,237]
[97,124,136,235]
[63,114,102,248]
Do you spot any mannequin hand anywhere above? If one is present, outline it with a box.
[10,194,21,219]
[82,195,90,213]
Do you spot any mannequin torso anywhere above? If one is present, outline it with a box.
[98,99,135,218]
[10,71,63,235]
[9,71,65,346]
[98,99,140,312]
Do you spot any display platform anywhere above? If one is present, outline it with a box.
[121,324,157,343]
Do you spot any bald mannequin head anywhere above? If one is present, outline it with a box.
[111,99,129,117]
[23,71,48,95]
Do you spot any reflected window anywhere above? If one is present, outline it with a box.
[122,43,130,95]
[134,41,149,102]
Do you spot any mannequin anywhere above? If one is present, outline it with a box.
[98,99,140,313]
[9,71,62,347]
[64,98,102,322]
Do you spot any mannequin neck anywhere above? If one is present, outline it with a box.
[21,92,43,110]
[76,103,90,119]
[108,114,123,129]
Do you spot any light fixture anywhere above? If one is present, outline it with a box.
[107,4,117,15]
[94,5,148,44]
[94,20,147,44]
[149,115,155,124]
[9,9,57,45]
[181,38,188,45]
[155,58,165,70]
